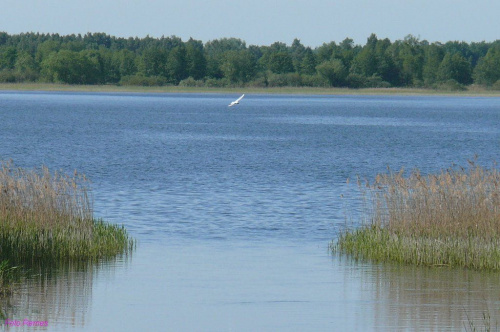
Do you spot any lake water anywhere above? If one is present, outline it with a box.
[0,92,499,331]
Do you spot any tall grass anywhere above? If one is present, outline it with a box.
[332,160,500,270]
[0,260,18,297]
[0,161,134,264]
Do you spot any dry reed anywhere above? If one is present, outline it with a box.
[332,160,500,270]
[0,161,134,264]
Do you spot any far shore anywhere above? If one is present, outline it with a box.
[1,83,500,97]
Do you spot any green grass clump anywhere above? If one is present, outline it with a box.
[332,160,500,270]
[0,260,19,297]
[0,161,134,264]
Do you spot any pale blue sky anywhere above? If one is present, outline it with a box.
[2,0,499,47]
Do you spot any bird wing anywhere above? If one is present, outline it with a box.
[235,94,245,103]
[228,94,244,107]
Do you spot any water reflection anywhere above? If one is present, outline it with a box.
[0,256,131,331]
[364,262,500,330]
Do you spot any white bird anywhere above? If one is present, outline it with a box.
[228,94,245,107]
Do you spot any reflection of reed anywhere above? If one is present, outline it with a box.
[364,263,500,330]
[1,256,130,330]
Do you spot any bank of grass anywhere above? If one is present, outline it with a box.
[1,82,500,96]
[331,161,500,270]
[0,161,134,266]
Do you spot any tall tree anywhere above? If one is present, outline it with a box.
[268,52,294,74]
[138,47,168,77]
[116,49,137,77]
[0,46,17,69]
[35,40,60,64]
[437,53,472,85]
[300,47,317,75]
[166,45,188,83]
[290,38,306,72]
[41,50,97,84]
[316,59,347,86]
[388,35,425,86]
[351,47,377,77]
[349,34,381,78]
[338,38,357,67]
[473,45,500,86]
[15,52,37,72]
[422,43,444,85]
[316,41,338,63]
[185,38,207,80]
[220,50,256,83]
[14,51,38,81]
[205,38,246,79]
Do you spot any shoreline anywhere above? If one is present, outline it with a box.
[1,83,500,97]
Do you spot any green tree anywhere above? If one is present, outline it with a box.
[205,38,246,78]
[350,34,382,79]
[437,53,472,84]
[401,36,425,85]
[316,41,338,63]
[290,38,306,72]
[0,32,8,46]
[338,38,358,67]
[0,46,17,69]
[365,33,378,49]
[15,52,37,72]
[468,41,490,67]
[205,38,246,56]
[268,52,294,74]
[61,40,86,52]
[388,35,425,86]
[92,49,121,83]
[35,40,60,64]
[185,38,207,80]
[316,59,347,86]
[422,43,444,85]
[373,38,398,86]
[138,48,168,77]
[473,45,500,86]
[14,51,38,81]
[41,50,97,84]
[115,49,137,77]
[82,49,106,83]
[351,47,377,77]
[220,50,256,83]
[300,47,317,75]
[83,32,112,49]
[166,45,188,83]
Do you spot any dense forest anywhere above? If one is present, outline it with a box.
[1,32,500,90]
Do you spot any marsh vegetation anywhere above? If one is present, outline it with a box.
[0,160,134,277]
[332,160,500,270]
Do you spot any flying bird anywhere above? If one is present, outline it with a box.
[228,94,245,107]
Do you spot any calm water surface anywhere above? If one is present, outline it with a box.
[0,92,499,331]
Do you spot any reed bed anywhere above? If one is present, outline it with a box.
[332,161,500,270]
[0,161,134,264]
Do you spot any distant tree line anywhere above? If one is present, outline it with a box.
[1,32,500,90]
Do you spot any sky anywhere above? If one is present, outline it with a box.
[1,0,499,47]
